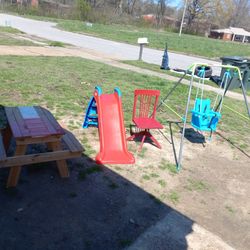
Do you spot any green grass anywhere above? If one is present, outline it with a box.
[0,55,248,152]
[78,165,102,180]
[225,205,236,214]
[80,135,96,156]
[85,165,102,174]
[0,26,40,46]
[122,60,214,83]
[185,179,209,191]
[168,191,180,204]
[158,179,167,187]
[122,60,250,96]
[150,173,160,178]
[142,174,150,180]
[123,60,185,77]
[159,160,178,174]
[54,19,250,59]
[0,26,21,34]
[48,41,65,47]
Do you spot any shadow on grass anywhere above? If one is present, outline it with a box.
[0,152,194,250]
[183,128,206,145]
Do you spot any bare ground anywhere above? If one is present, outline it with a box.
[48,109,250,249]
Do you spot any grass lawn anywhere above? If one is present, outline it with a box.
[122,60,250,95]
[0,26,21,34]
[0,26,40,46]
[55,20,250,59]
[122,59,213,82]
[17,14,250,59]
[0,55,249,152]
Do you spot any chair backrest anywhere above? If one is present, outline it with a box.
[194,98,211,113]
[132,89,160,119]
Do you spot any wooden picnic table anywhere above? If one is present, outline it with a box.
[0,106,83,188]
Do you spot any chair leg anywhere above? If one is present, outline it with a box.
[139,134,146,152]
[128,129,161,150]
[128,131,146,152]
[148,132,162,149]
[128,131,145,142]
[127,134,136,141]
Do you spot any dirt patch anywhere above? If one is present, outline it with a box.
[64,118,250,249]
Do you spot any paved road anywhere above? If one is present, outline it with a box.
[0,13,219,71]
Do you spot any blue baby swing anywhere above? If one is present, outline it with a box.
[190,66,231,135]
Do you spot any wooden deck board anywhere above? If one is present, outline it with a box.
[5,107,22,138]
[13,107,30,137]
[37,107,65,135]
[5,106,65,138]
[0,132,83,168]
[35,107,59,135]
[0,135,7,162]
[0,150,81,168]
[62,131,84,153]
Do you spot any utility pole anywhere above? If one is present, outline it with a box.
[179,0,188,37]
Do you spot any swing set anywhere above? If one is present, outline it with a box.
[157,63,250,171]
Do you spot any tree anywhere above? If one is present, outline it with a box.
[185,0,211,26]
[126,0,138,15]
[212,0,250,29]
[230,0,250,28]
[76,0,91,20]
[156,0,172,26]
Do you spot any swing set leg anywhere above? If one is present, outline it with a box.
[207,130,213,142]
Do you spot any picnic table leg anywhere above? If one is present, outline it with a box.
[7,144,27,188]
[49,141,69,178]
[3,125,12,152]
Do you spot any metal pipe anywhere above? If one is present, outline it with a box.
[156,71,187,112]
[177,73,194,171]
[239,79,250,117]
[179,0,188,37]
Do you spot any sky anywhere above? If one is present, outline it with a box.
[169,0,182,8]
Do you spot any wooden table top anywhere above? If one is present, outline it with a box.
[5,106,65,139]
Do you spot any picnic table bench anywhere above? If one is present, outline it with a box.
[0,106,83,188]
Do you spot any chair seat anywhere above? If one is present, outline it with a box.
[133,118,163,129]
[191,110,221,118]
[191,110,221,132]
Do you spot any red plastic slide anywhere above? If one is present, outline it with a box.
[94,87,135,164]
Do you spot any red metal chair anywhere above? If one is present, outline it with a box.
[127,89,163,151]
